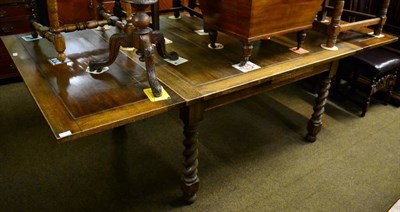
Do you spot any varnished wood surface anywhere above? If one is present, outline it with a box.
[2,15,397,142]
[199,0,323,42]
[150,16,397,107]
[1,30,184,142]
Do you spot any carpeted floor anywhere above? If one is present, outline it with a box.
[0,80,399,211]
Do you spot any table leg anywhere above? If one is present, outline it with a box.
[306,62,338,142]
[179,103,204,204]
[325,0,344,49]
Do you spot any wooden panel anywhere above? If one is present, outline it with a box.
[57,0,93,23]
[2,29,184,141]
[0,0,32,80]
[151,16,396,103]
[199,0,322,41]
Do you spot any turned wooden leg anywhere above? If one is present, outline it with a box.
[208,29,218,49]
[151,31,179,60]
[28,0,39,38]
[113,0,124,19]
[240,42,253,66]
[179,103,204,204]
[306,72,332,142]
[188,0,197,16]
[150,3,160,30]
[47,0,66,61]
[296,30,307,50]
[373,0,390,36]
[173,0,182,18]
[325,0,344,49]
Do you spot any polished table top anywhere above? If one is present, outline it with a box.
[1,15,397,142]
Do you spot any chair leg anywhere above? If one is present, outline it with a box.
[361,85,374,117]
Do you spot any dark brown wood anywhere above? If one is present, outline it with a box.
[1,29,184,141]
[0,0,34,80]
[179,103,203,204]
[89,0,179,97]
[199,0,323,65]
[306,63,337,142]
[3,15,397,203]
[313,0,392,49]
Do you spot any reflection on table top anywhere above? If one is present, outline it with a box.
[1,15,397,142]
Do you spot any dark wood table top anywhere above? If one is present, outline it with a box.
[152,16,397,105]
[1,30,185,142]
[2,15,397,142]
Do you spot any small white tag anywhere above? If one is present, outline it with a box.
[195,29,208,36]
[321,44,339,51]
[21,35,42,42]
[208,43,224,49]
[168,15,181,20]
[48,57,71,66]
[164,57,188,66]
[232,61,261,73]
[368,32,385,38]
[12,53,18,57]
[164,37,173,44]
[58,131,72,138]
[85,66,109,74]
[94,25,111,31]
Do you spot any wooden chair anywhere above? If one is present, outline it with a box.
[313,0,391,50]
[334,47,399,116]
[30,0,178,97]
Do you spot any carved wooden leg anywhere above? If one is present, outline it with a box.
[151,31,179,60]
[296,30,307,50]
[324,0,344,49]
[179,103,204,204]
[240,42,253,66]
[373,0,390,36]
[139,34,163,97]
[306,72,332,142]
[89,33,129,72]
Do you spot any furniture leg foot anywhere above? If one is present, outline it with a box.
[240,42,253,66]
[89,33,129,72]
[296,30,307,50]
[181,179,199,204]
[306,73,331,142]
[151,31,179,60]
[208,29,218,49]
[139,34,163,97]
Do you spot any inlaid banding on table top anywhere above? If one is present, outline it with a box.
[18,30,159,119]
